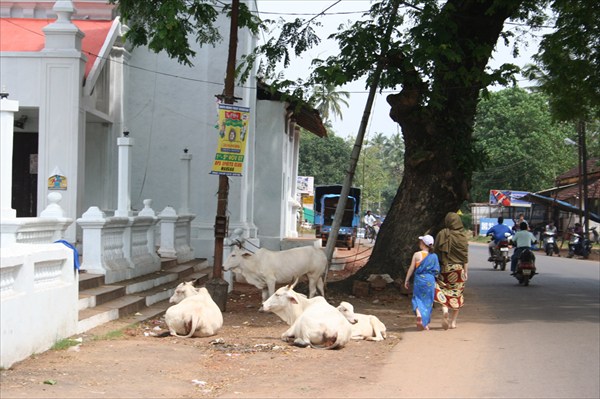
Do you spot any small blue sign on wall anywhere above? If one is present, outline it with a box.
[479,218,515,236]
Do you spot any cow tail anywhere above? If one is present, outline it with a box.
[172,314,201,338]
[310,332,341,350]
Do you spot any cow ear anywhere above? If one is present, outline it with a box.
[289,296,299,305]
[241,253,251,259]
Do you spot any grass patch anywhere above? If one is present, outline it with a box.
[91,323,138,341]
[96,329,125,340]
[51,338,81,351]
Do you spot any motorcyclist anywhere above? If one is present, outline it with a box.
[572,222,584,236]
[511,221,537,274]
[543,221,560,256]
[545,221,557,235]
[512,213,528,233]
[486,216,513,261]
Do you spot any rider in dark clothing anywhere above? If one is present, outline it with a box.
[487,217,513,260]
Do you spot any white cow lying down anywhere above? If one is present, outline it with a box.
[164,281,223,338]
[262,279,356,349]
[223,245,327,303]
[337,301,387,341]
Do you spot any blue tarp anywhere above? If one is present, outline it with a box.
[522,193,600,223]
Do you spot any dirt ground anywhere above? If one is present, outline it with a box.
[4,242,594,399]
[1,245,416,399]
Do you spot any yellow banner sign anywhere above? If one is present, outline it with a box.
[210,104,250,176]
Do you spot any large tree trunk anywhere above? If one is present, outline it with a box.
[331,1,522,291]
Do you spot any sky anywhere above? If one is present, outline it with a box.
[255,0,544,139]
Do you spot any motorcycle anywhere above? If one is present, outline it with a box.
[514,248,537,286]
[542,231,559,256]
[567,232,592,259]
[488,232,512,271]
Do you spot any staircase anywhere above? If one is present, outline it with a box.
[77,258,211,333]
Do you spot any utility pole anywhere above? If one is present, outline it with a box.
[323,0,401,273]
[206,0,240,311]
[579,120,589,237]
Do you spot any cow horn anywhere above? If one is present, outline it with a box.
[289,276,299,290]
[235,239,242,249]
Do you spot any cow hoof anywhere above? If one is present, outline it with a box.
[293,339,310,348]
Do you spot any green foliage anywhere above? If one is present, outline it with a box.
[299,130,405,214]
[526,0,600,122]
[298,130,352,185]
[110,0,264,67]
[471,87,577,202]
[357,139,389,213]
[312,83,350,124]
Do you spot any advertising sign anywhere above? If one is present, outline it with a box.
[489,190,531,207]
[297,176,314,195]
[210,104,250,176]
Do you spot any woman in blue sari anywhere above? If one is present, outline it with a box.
[404,235,440,330]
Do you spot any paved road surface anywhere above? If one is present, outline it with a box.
[317,244,600,398]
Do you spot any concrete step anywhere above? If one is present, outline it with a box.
[78,272,104,291]
[77,258,211,333]
[78,285,126,310]
[77,295,146,333]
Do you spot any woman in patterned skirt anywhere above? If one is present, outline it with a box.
[434,212,469,330]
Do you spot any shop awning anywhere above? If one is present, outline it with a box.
[522,193,600,223]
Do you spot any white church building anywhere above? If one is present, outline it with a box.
[1,0,326,259]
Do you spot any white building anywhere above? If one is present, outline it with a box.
[1,0,326,261]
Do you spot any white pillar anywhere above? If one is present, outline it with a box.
[158,206,177,258]
[0,91,18,219]
[179,149,192,215]
[115,133,133,217]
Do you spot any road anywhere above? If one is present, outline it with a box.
[324,244,600,399]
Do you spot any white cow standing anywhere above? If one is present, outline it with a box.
[336,301,387,341]
[164,281,223,338]
[223,245,327,304]
[262,279,356,349]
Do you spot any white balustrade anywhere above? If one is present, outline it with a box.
[0,193,73,248]
[157,206,195,263]
[77,201,161,284]
[0,243,77,369]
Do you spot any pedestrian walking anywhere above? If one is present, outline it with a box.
[404,234,440,331]
[434,212,469,330]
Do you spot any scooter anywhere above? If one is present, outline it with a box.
[514,248,537,286]
[488,232,512,271]
[567,232,592,259]
[543,231,559,256]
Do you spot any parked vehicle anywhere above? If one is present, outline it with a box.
[314,185,361,250]
[567,232,592,259]
[488,232,512,270]
[514,248,537,286]
[542,231,559,256]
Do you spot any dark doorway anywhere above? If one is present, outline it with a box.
[12,133,38,217]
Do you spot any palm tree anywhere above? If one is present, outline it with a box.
[312,83,350,124]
